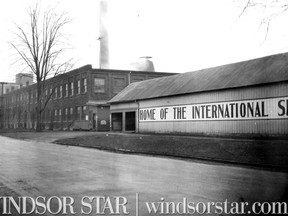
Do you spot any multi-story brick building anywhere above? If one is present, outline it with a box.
[0,65,177,131]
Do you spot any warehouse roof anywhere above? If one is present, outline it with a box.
[109,52,288,104]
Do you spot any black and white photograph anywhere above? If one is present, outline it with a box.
[0,0,287,215]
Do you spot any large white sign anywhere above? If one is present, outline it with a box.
[139,97,288,122]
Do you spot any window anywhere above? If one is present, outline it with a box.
[48,88,52,100]
[82,78,87,93]
[42,111,46,123]
[82,106,88,120]
[26,81,29,86]
[65,84,68,97]
[76,80,80,94]
[54,109,58,121]
[76,106,81,120]
[113,77,126,93]
[70,82,74,96]
[48,110,51,122]
[94,78,105,93]
[54,87,58,99]
[46,110,49,122]
[65,108,68,121]
[69,107,73,120]
[59,109,62,122]
[59,86,63,98]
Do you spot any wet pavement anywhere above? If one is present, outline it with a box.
[0,135,287,216]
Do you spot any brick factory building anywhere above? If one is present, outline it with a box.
[109,53,288,137]
[0,65,176,130]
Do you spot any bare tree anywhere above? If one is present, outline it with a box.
[237,0,288,40]
[10,4,73,131]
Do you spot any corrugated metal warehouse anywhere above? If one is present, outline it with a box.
[109,52,288,136]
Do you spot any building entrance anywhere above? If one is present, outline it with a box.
[111,112,123,131]
[125,111,136,131]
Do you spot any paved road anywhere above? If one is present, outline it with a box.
[0,135,287,216]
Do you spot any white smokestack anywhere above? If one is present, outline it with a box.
[99,0,109,69]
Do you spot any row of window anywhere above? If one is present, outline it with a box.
[3,78,88,106]
[3,106,88,123]
[2,76,128,107]
[94,77,126,94]
[50,78,87,99]
[43,106,88,122]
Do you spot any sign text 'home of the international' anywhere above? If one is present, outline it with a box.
[139,97,288,122]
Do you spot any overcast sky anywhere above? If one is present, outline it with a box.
[1,0,288,82]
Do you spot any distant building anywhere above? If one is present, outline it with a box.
[0,65,176,130]
[0,73,34,95]
[16,73,34,88]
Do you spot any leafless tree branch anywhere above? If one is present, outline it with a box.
[9,3,73,131]
[237,0,288,40]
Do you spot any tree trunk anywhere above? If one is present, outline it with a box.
[36,108,42,131]
[36,81,42,132]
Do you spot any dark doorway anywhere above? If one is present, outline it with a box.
[125,111,136,131]
[112,112,123,131]
[93,114,96,129]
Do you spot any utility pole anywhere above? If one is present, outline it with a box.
[0,82,8,129]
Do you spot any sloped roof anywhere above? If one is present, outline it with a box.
[109,52,288,104]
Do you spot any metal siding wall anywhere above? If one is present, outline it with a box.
[110,102,138,112]
[138,83,288,135]
[140,83,288,108]
[140,120,288,135]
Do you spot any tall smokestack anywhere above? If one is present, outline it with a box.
[99,0,109,69]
